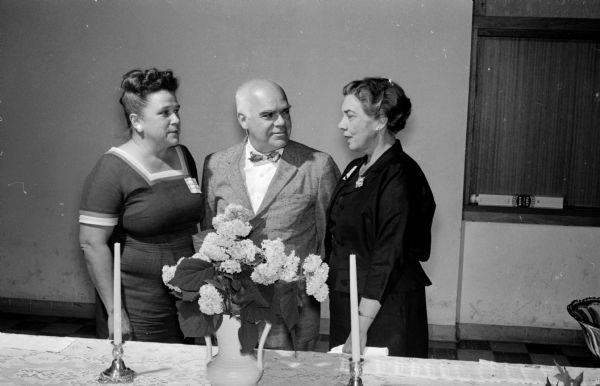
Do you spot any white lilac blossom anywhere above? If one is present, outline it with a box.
[250,238,292,285]
[261,238,286,261]
[279,251,300,282]
[200,234,229,262]
[223,203,252,223]
[198,284,224,315]
[163,202,331,344]
[212,204,252,236]
[302,254,322,274]
[305,262,329,302]
[161,257,185,293]
[191,251,211,261]
[214,218,252,238]
[228,239,258,264]
[204,232,235,249]
[218,259,242,274]
[251,262,280,285]
[309,283,329,302]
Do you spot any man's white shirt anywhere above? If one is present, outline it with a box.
[243,141,284,213]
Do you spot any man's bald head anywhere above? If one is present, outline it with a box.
[235,79,288,115]
[235,79,292,153]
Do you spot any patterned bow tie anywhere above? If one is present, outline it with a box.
[248,151,281,163]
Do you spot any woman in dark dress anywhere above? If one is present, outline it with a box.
[326,77,435,357]
[79,68,203,343]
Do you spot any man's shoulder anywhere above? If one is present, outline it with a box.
[204,142,243,165]
[287,140,334,162]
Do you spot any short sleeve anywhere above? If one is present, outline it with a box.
[79,154,123,227]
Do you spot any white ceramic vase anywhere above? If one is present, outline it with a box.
[204,315,271,386]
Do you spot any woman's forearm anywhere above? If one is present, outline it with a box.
[358,297,381,332]
[79,224,116,315]
[82,241,115,314]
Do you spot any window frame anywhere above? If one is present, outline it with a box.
[463,15,600,226]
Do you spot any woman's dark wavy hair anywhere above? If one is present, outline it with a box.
[119,68,179,129]
[342,77,411,134]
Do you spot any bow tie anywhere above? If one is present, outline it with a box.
[249,150,281,164]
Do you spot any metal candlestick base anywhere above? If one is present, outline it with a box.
[98,342,136,383]
[347,358,364,386]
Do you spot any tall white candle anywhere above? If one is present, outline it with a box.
[349,253,360,362]
[113,242,122,345]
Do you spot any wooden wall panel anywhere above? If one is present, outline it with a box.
[471,37,600,206]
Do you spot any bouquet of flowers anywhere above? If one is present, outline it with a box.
[162,204,329,354]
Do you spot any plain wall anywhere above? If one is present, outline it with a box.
[460,222,600,329]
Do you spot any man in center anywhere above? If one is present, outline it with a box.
[201,79,340,350]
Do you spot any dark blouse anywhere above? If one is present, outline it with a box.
[325,140,435,302]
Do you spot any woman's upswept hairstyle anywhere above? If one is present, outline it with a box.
[119,68,179,129]
[342,77,411,134]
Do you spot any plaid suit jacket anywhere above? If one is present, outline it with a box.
[201,139,340,260]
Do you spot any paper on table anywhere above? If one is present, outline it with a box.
[0,332,75,353]
[328,344,389,357]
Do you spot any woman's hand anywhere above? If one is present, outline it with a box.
[341,297,381,355]
[107,309,132,342]
[342,329,368,354]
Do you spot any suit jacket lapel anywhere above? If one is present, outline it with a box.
[226,141,254,213]
[325,158,365,222]
[255,143,298,216]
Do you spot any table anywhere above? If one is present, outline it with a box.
[1,333,599,385]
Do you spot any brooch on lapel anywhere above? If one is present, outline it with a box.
[355,176,365,189]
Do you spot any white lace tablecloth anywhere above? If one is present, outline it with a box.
[1,332,599,385]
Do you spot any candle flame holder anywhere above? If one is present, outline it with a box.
[346,358,364,386]
[98,341,136,383]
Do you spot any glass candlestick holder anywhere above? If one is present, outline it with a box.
[98,341,136,383]
[347,358,364,386]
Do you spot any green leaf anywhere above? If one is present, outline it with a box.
[205,278,225,291]
[238,319,259,354]
[176,300,215,337]
[240,304,272,324]
[257,282,275,304]
[573,371,584,386]
[275,282,300,331]
[212,314,223,331]
[181,290,200,302]
[232,278,269,309]
[231,278,242,291]
[170,258,216,292]
[268,281,300,350]
[552,361,585,386]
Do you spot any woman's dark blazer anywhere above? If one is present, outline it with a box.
[325,140,435,303]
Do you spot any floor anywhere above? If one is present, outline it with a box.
[2,312,599,368]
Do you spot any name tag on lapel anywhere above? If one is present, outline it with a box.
[184,177,201,194]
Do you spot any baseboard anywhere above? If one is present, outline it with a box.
[429,324,456,342]
[0,297,585,346]
[458,322,584,346]
[0,297,94,319]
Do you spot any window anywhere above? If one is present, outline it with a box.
[464,15,600,226]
